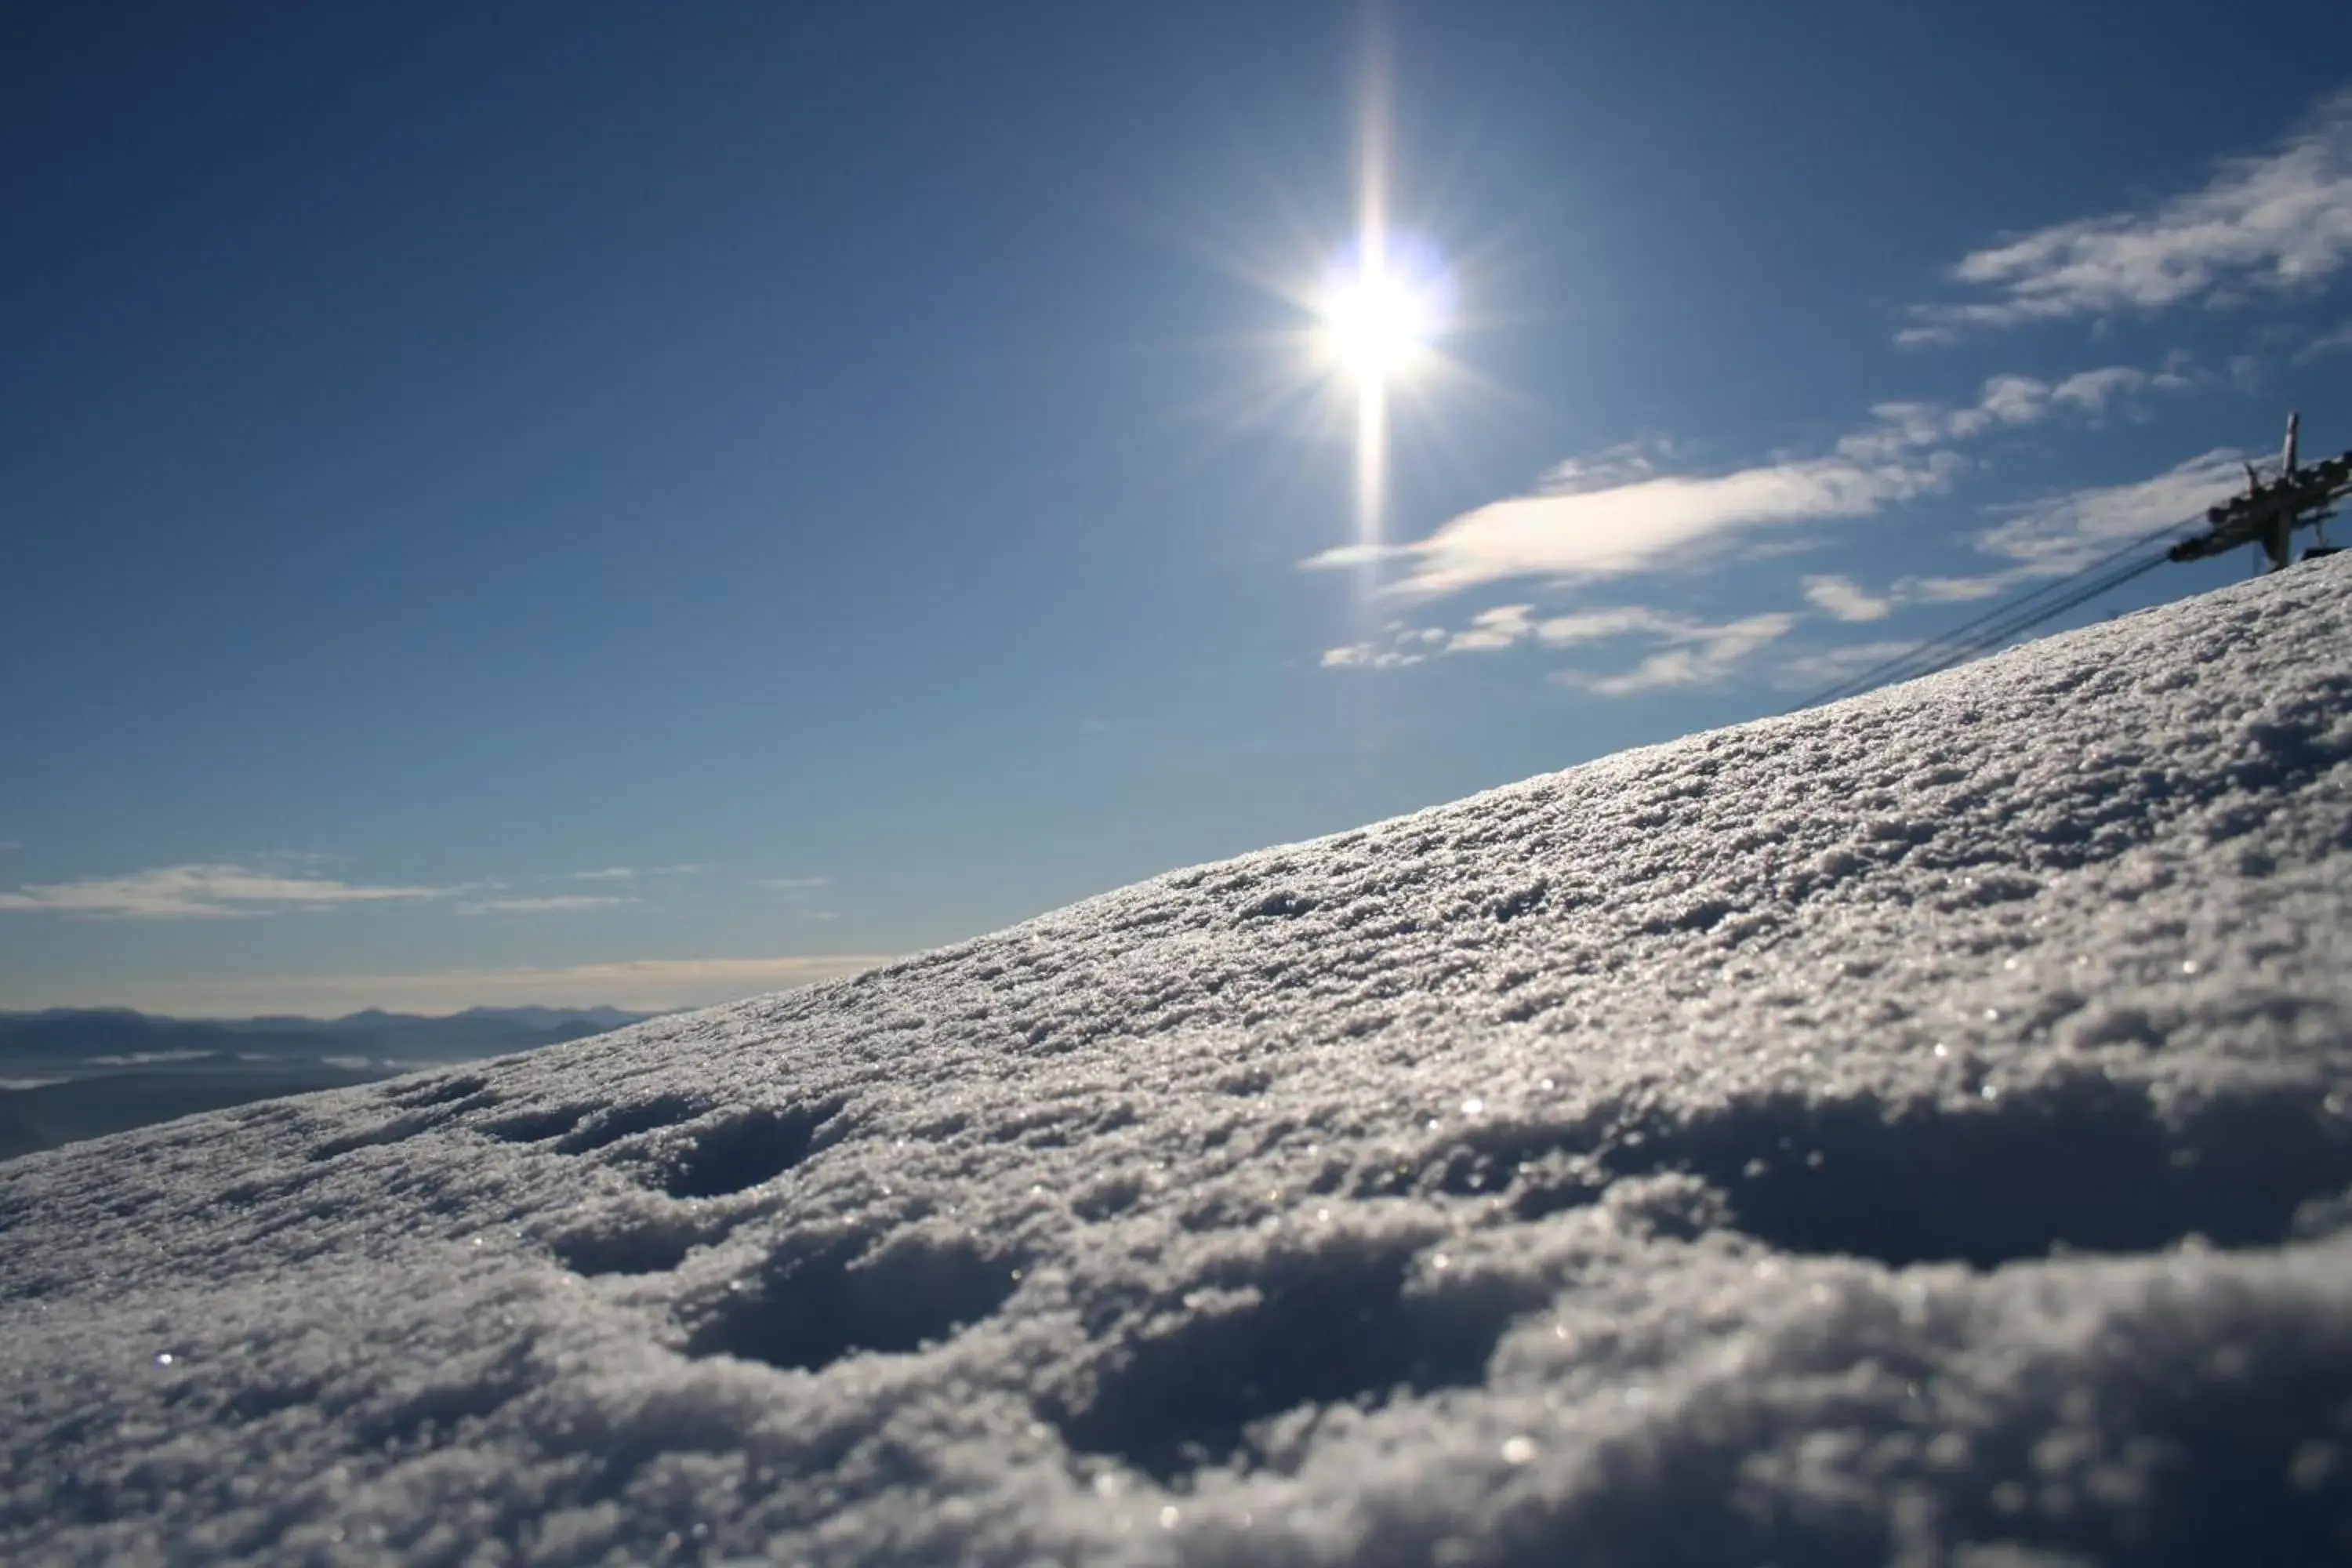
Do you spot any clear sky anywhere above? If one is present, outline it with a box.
[6,1,2351,1015]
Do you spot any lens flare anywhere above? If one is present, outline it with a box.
[1322,230,1453,551]
[1319,248,1446,388]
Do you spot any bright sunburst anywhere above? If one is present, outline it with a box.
[1319,248,1443,389]
[1317,29,1456,553]
[1316,227,1454,552]
[1149,23,1485,564]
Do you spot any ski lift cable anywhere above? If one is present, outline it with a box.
[1877,539,2183,682]
[1799,541,2175,710]
[1806,543,2177,706]
[1792,511,2205,711]
[1878,546,2176,689]
[1801,511,2198,707]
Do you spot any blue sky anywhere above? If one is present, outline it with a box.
[5,2,2351,1014]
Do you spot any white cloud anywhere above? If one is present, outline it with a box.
[1309,360,2227,699]
[1306,452,1955,599]
[0,863,451,920]
[1534,607,1690,646]
[1321,642,1426,670]
[1893,573,2016,604]
[459,895,634,916]
[1446,605,1537,652]
[1323,605,1712,670]
[1353,604,1802,695]
[1556,614,1799,697]
[1813,448,2251,623]
[571,867,636,882]
[1971,449,2250,572]
[1802,575,1893,622]
[1308,361,2190,605]
[2051,365,2179,414]
[1840,364,2187,459]
[1905,89,2352,342]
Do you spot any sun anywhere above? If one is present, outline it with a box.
[1310,230,1456,549]
[1319,247,1444,388]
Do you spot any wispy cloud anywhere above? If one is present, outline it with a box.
[1327,604,1798,696]
[1970,448,2250,571]
[1904,89,2352,343]
[0,863,451,920]
[570,867,636,882]
[1305,447,1955,600]
[2296,320,2352,361]
[1320,435,2245,698]
[1802,575,1893,622]
[459,894,634,916]
[1305,363,2189,603]
[36,954,894,1018]
[1554,614,1798,696]
[1445,604,1537,652]
[1827,449,2251,613]
[1772,449,2251,688]
[1322,641,1427,670]
[1836,365,2190,460]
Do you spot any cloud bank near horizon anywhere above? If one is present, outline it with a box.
[16,953,894,1019]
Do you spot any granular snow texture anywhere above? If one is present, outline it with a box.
[5,558,2352,1566]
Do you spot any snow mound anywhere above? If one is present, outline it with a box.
[7,560,2352,1566]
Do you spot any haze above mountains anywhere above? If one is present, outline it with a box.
[0,1005,657,1163]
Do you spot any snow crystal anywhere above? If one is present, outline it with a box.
[6,559,2352,1564]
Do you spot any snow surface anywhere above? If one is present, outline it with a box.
[7,559,2352,1566]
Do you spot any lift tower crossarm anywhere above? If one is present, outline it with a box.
[2168,412,2352,573]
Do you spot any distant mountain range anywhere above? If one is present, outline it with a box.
[0,1004,657,1066]
[0,1006,662,1163]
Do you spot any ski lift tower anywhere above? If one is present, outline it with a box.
[2168,412,2352,574]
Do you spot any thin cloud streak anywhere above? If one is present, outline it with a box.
[1555,614,1798,696]
[1803,575,1893,622]
[0,864,452,920]
[1904,89,2352,342]
[1971,449,2250,570]
[1306,452,1953,599]
[1318,432,2241,697]
[1304,363,2183,602]
[2296,321,2352,361]
[1327,604,1800,696]
[459,895,634,916]
[1843,450,2250,613]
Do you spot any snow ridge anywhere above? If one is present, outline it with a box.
[5,559,2352,1566]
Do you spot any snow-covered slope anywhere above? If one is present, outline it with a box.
[8,561,2352,1566]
